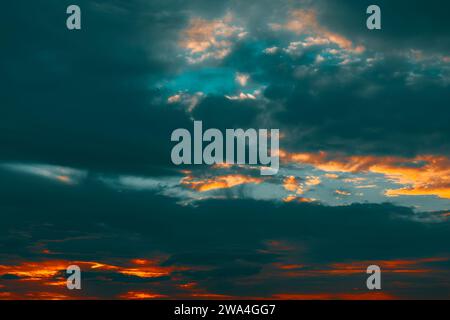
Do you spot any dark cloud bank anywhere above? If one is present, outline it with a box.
[0,170,449,298]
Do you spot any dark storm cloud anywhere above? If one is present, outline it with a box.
[316,0,450,54]
[216,34,450,156]
[270,55,450,156]
[2,0,449,171]
[0,0,194,176]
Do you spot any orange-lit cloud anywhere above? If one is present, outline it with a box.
[130,259,154,265]
[385,186,450,199]
[235,73,250,86]
[0,258,195,300]
[119,291,167,299]
[335,190,351,196]
[273,10,365,53]
[276,257,449,278]
[181,174,263,192]
[0,258,188,283]
[283,176,303,194]
[277,264,305,270]
[191,293,233,299]
[282,195,314,203]
[282,175,319,201]
[0,260,69,280]
[282,195,297,202]
[305,176,321,186]
[327,257,449,275]
[2,256,447,300]
[282,151,450,199]
[178,282,198,290]
[180,14,246,63]
[247,255,449,293]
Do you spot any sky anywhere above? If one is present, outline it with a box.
[0,0,449,299]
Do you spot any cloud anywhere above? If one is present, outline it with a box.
[235,73,250,86]
[1,163,87,185]
[180,13,246,63]
[305,176,321,186]
[225,92,257,100]
[335,190,351,196]
[119,291,167,299]
[181,174,263,192]
[283,176,303,194]
[282,151,450,199]
[315,0,450,55]
[272,9,365,54]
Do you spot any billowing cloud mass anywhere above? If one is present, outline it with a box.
[0,0,449,299]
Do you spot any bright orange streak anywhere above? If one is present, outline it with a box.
[0,261,69,279]
[181,174,262,192]
[119,291,167,299]
[278,264,305,270]
[279,257,449,278]
[0,258,188,282]
[191,293,233,299]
